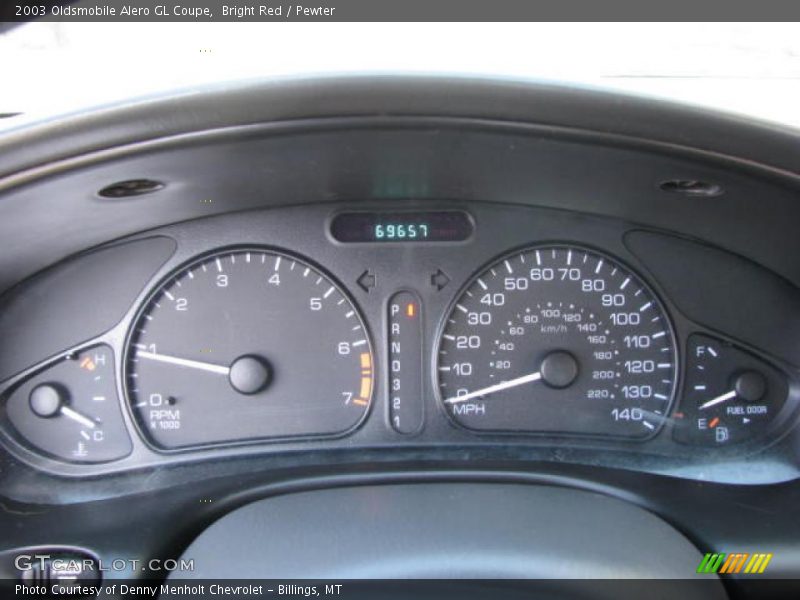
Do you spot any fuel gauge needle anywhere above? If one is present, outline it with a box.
[698,390,737,411]
[445,371,542,404]
[60,406,97,429]
[137,350,231,375]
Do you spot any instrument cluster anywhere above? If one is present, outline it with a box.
[0,202,798,481]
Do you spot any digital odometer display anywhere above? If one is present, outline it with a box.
[330,211,473,243]
[436,245,678,439]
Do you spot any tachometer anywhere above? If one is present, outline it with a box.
[436,245,677,438]
[126,248,373,449]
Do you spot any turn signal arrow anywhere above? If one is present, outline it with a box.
[431,269,450,291]
[357,270,376,293]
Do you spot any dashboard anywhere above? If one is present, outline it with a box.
[1,201,799,481]
[0,77,799,594]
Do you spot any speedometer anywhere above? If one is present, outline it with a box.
[436,245,677,438]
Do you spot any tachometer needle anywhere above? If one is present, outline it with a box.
[698,390,737,411]
[444,371,542,404]
[137,350,231,375]
[60,406,97,429]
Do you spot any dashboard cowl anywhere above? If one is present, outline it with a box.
[172,482,727,595]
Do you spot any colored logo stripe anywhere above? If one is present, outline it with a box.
[744,553,773,574]
[720,553,749,573]
[697,553,772,574]
[697,553,726,573]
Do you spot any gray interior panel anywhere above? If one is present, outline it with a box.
[174,482,726,595]
[0,236,176,381]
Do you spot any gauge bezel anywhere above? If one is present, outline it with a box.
[122,245,376,453]
[432,241,680,441]
[5,201,799,484]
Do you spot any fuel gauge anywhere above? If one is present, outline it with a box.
[673,335,789,446]
[3,345,132,463]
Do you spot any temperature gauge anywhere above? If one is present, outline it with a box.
[673,335,789,446]
[3,345,132,463]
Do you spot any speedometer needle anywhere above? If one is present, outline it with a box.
[137,350,231,375]
[698,390,737,411]
[444,371,542,404]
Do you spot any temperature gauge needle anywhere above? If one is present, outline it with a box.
[698,390,737,411]
[60,406,97,429]
[137,350,231,375]
[445,371,542,404]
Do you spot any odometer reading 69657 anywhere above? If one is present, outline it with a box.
[436,246,677,438]
[330,211,474,243]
